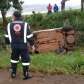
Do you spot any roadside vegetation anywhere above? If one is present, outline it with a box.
[0,48,84,75]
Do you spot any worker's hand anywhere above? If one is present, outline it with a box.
[31,45,35,52]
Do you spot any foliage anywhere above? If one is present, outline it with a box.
[0,27,6,50]
[23,10,84,31]
[76,31,84,46]
[0,0,23,28]
[0,0,23,12]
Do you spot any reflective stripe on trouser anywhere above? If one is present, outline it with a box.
[22,63,30,66]
[11,60,19,63]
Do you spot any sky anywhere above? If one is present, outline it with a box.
[23,0,81,6]
[0,0,81,17]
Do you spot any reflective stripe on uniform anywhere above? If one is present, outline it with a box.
[11,60,19,63]
[24,22,27,43]
[4,34,9,38]
[27,33,33,39]
[22,63,30,66]
[7,23,12,43]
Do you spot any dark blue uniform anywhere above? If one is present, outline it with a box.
[5,20,34,79]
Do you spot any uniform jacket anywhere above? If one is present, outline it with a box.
[5,20,34,49]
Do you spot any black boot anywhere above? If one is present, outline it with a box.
[11,63,17,78]
[23,66,32,80]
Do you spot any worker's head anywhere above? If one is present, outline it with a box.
[12,11,22,21]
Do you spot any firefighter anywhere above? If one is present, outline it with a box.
[4,11,34,80]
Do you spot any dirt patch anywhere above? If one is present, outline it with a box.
[0,70,84,84]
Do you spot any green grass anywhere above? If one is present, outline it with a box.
[31,49,84,74]
[0,50,10,69]
[0,48,84,75]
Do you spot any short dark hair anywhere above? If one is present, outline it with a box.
[13,11,21,18]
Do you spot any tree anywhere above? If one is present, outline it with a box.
[81,0,84,11]
[0,0,23,29]
[61,0,69,11]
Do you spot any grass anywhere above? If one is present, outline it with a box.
[31,49,84,75]
[0,48,84,75]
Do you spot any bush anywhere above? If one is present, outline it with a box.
[23,10,84,31]
[76,32,84,46]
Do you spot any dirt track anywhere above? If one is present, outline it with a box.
[0,70,84,84]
